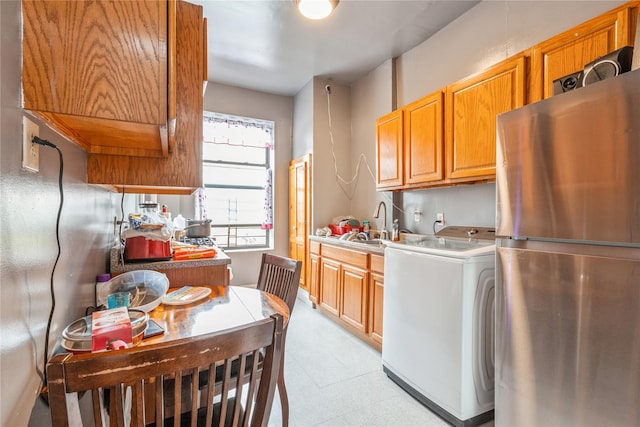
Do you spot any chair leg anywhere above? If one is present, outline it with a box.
[277,346,289,427]
[277,370,289,427]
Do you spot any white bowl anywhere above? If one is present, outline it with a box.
[97,270,169,312]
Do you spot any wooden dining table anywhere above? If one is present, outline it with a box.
[141,285,290,347]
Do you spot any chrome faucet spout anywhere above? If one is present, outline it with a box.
[373,201,388,239]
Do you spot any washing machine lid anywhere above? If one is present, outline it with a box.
[387,226,496,257]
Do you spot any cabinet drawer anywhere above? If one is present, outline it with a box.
[310,240,321,255]
[370,254,384,274]
[321,244,368,269]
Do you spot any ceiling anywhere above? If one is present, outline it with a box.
[191,0,480,96]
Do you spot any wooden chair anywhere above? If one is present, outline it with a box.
[198,254,301,425]
[255,254,302,427]
[47,314,284,427]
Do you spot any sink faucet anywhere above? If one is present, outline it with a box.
[373,201,388,240]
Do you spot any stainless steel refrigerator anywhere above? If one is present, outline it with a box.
[495,69,640,426]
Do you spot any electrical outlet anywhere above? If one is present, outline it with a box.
[22,117,39,172]
[436,212,444,223]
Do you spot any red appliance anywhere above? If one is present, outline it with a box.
[124,236,172,262]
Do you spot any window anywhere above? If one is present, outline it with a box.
[200,112,274,250]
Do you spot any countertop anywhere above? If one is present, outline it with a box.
[308,235,387,254]
[110,247,231,275]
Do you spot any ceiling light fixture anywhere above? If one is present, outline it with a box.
[296,0,339,20]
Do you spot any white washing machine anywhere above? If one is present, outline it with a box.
[382,226,496,427]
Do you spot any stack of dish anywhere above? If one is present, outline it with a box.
[61,309,148,354]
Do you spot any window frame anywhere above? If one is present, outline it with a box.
[201,111,274,251]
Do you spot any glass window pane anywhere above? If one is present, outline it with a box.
[205,188,264,224]
[203,164,266,187]
[203,142,266,164]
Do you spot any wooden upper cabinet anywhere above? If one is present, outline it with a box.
[22,0,177,158]
[529,3,638,102]
[376,109,404,189]
[86,0,205,194]
[445,55,526,182]
[403,91,444,187]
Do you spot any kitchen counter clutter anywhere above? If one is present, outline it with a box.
[110,246,231,288]
[308,235,387,254]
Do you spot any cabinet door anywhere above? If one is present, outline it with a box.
[529,6,635,102]
[86,0,204,194]
[445,55,526,182]
[340,264,368,333]
[404,91,444,186]
[369,271,384,345]
[22,0,172,158]
[309,253,321,304]
[319,258,340,317]
[376,110,404,189]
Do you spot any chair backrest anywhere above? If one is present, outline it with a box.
[47,314,284,427]
[256,254,302,315]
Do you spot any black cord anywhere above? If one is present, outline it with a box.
[32,136,63,403]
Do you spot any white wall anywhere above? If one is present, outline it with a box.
[310,77,353,230]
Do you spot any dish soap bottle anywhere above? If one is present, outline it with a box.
[363,220,370,238]
[391,219,400,241]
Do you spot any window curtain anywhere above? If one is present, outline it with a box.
[195,187,207,220]
[262,168,273,229]
[203,112,273,148]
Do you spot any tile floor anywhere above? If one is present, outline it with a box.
[267,294,495,427]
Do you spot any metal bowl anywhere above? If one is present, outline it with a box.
[61,309,148,354]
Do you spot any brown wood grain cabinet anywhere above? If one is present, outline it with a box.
[445,54,526,183]
[319,257,341,317]
[404,91,444,187]
[22,0,206,195]
[309,238,383,350]
[375,109,404,189]
[22,0,176,158]
[529,2,638,102]
[375,2,639,192]
[375,55,524,190]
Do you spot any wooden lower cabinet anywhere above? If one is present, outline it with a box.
[340,264,368,333]
[319,258,340,317]
[310,239,383,350]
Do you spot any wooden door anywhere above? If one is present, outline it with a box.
[445,54,526,183]
[375,109,404,189]
[404,91,444,187]
[288,154,311,290]
[529,5,635,102]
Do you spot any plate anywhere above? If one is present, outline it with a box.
[162,286,211,305]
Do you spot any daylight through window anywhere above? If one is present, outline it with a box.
[201,112,274,250]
